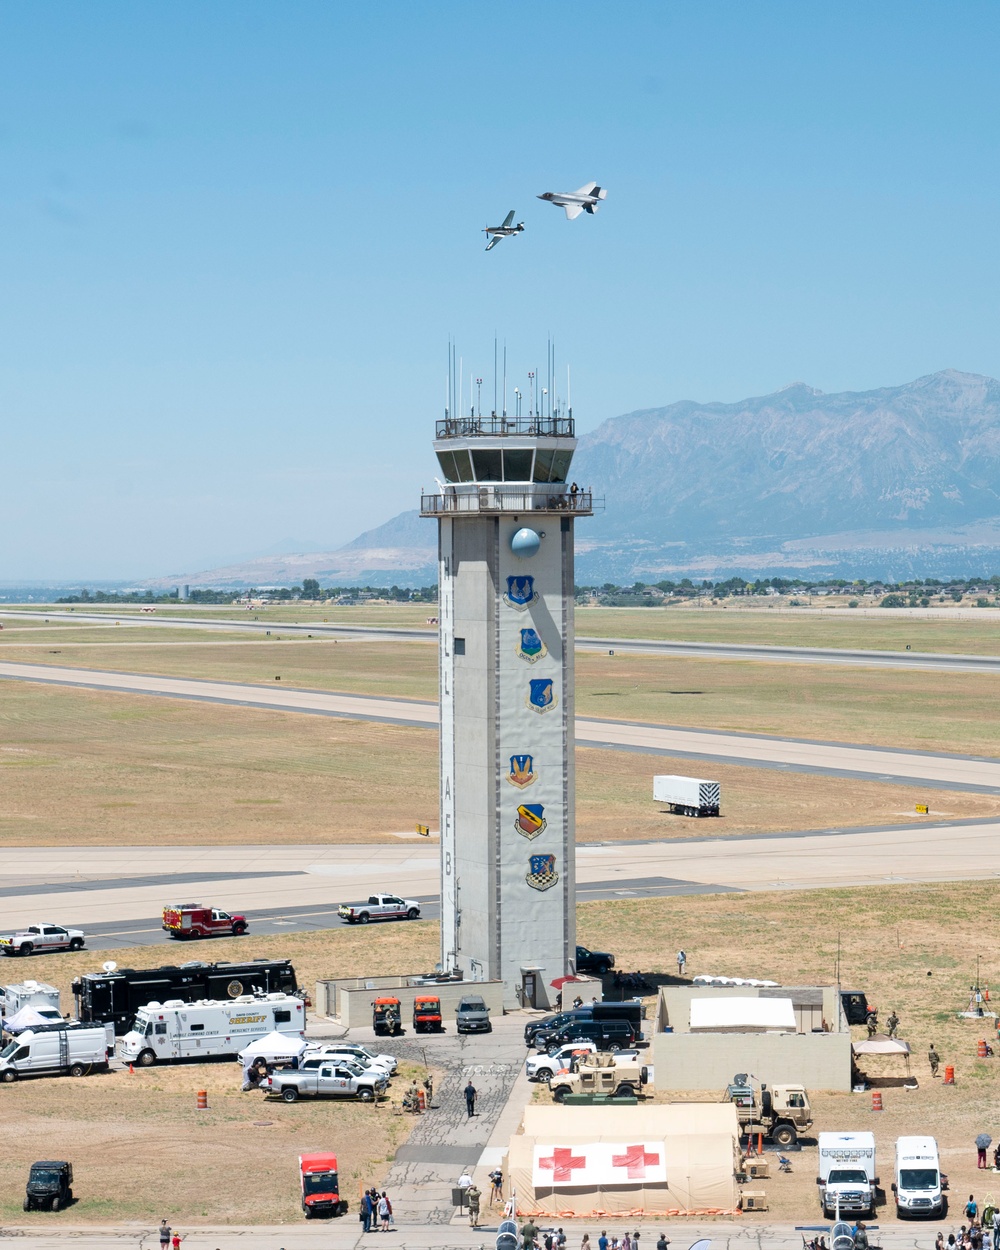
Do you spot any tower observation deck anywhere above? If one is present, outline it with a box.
[422,399,592,1008]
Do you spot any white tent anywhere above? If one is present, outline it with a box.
[238,1031,309,1065]
[507,1102,739,1217]
[3,1005,57,1033]
[689,996,795,1032]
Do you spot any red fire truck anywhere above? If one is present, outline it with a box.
[299,1153,347,1218]
[162,904,249,940]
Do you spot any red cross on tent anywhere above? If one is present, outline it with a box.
[538,1146,588,1183]
[611,1144,661,1179]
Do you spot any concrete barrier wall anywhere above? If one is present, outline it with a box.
[652,1029,853,1092]
[316,977,506,1027]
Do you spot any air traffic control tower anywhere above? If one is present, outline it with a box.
[420,393,592,1009]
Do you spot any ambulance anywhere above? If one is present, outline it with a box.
[118,993,305,1065]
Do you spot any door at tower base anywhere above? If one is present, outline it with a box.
[507,1104,738,1217]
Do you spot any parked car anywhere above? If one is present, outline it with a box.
[264,1061,388,1102]
[455,995,491,1034]
[535,1018,636,1052]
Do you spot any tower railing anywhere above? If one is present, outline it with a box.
[435,415,575,440]
[420,488,595,516]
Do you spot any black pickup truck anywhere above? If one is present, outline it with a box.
[576,944,615,975]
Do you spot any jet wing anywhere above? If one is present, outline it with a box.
[563,204,585,220]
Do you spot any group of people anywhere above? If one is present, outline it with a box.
[932,1192,1000,1250]
[518,1228,668,1250]
[401,1075,433,1113]
[359,1187,392,1233]
[158,1221,183,1250]
[457,1165,505,1226]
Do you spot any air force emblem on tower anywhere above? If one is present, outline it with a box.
[515,802,546,838]
[527,677,557,713]
[516,627,547,663]
[504,575,539,610]
[507,754,536,788]
[526,853,559,891]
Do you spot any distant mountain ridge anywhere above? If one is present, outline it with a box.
[149,370,1000,587]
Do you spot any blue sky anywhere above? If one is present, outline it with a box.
[3,1,1000,579]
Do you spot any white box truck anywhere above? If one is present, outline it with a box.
[818,1131,877,1217]
[0,1026,110,1081]
[119,993,305,1065]
[893,1136,944,1218]
[0,979,61,1020]
[653,774,721,817]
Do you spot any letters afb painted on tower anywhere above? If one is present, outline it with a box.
[421,409,593,1006]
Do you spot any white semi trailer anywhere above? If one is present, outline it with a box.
[653,774,721,817]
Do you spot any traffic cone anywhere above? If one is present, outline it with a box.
[944,1065,956,1085]
[871,1091,883,1111]
[978,1039,988,1059]
[129,1063,134,1075]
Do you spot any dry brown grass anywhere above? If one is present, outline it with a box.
[0,926,441,1225]
[577,883,1000,1223]
[2,683,993,847]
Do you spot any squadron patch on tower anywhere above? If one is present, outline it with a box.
[503,574,539,610]
[527,677,557,713]
[516,627,547,663]
[514,802,546,839]
[507,754,537,788]
[526,853,559,891]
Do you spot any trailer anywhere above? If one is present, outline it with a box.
[653,774,721,817]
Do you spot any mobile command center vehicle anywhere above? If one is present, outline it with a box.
[893,1136,944,1217]
[817,1131,877,1218]
[120,993,304,1065]
[0,1026,109,1081]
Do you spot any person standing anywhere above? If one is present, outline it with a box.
[991,1205,1000,1250]
[886,1011,900,1038]
[378,1191,391,1232]
[171,1233,183,1250]
[489,1167,504,1205]
[967,1195,979,1226]
[467,1184,481,1228]
[853,1224,869,1250]
[582,1235,591,1250]
[978,1135,992,1169]
[656,1235,671,1250]
[676,950,687,976]
[465,1080,477,1118]
[521,1218,538,1250]
[599,1231,609,1250]
[929,1043,941,1077]
[159,1222,171,1250]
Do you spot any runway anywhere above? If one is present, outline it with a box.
[4,816,1000,947]
[4,608,1000,673]
[3,657,1000,792]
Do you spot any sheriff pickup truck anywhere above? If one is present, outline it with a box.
[0,924,85,957]
[263,1060,389,1102]
[338,894,421,924]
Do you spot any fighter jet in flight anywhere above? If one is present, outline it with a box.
[537,181,608,220]
[483,210,525,251]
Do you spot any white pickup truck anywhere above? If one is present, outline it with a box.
[338,894,421,924]
[263,1060,389,1102]
[0,925,86,957]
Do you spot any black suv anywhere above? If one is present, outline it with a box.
[524,1008,591,1047]
[576,944,615,975]
[535,1019,635,1051]
[25,1161,73,1211]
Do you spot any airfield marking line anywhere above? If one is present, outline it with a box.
[3,659,1000,791]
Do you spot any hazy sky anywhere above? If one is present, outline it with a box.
[4,2,1000,579]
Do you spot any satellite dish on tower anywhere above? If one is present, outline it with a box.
[102,961,118,973]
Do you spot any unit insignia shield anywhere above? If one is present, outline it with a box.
[526,853,559,891]
[514,802,547,839]
[527,677,557,713]
[516,627,547,663]
[503,575,539,610]
[507,754,537,789]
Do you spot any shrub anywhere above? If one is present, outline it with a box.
[881,594,908,608]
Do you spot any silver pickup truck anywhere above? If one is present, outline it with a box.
[263,1059,389,1103]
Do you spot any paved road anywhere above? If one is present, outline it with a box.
[4,818,1000,936]
[3,658,999,792]
[4,608,1000,672]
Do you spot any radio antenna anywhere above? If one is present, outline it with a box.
[503,341,507,418]
[494,337,498,417]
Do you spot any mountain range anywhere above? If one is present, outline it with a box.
[150,369,1000,587]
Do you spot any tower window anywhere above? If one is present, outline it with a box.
[502,449,533,481]
[454,637,466,655]
[471,449,503,481]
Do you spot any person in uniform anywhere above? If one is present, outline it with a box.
[886,1010,900,1038]
[929,1043,941,1076]
[467,1183,481,1228]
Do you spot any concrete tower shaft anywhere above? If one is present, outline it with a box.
[421,412,592,1008]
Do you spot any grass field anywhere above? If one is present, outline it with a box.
[4,635,999,755]
[0,924,441,1226]
[2,683,996,846]
[573,882,1000,1223]
[8,599,1000,652]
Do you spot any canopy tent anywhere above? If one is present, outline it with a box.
[507,1102,739,1217]
[689,996,795,1033]
[852,1037,911,1056]
[2,1005,57,1033]
[238,1031,309,1065]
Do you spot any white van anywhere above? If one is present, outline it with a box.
[894,1135,944,1217]
[119,993,305,1065]
[0,1026,110,1081]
